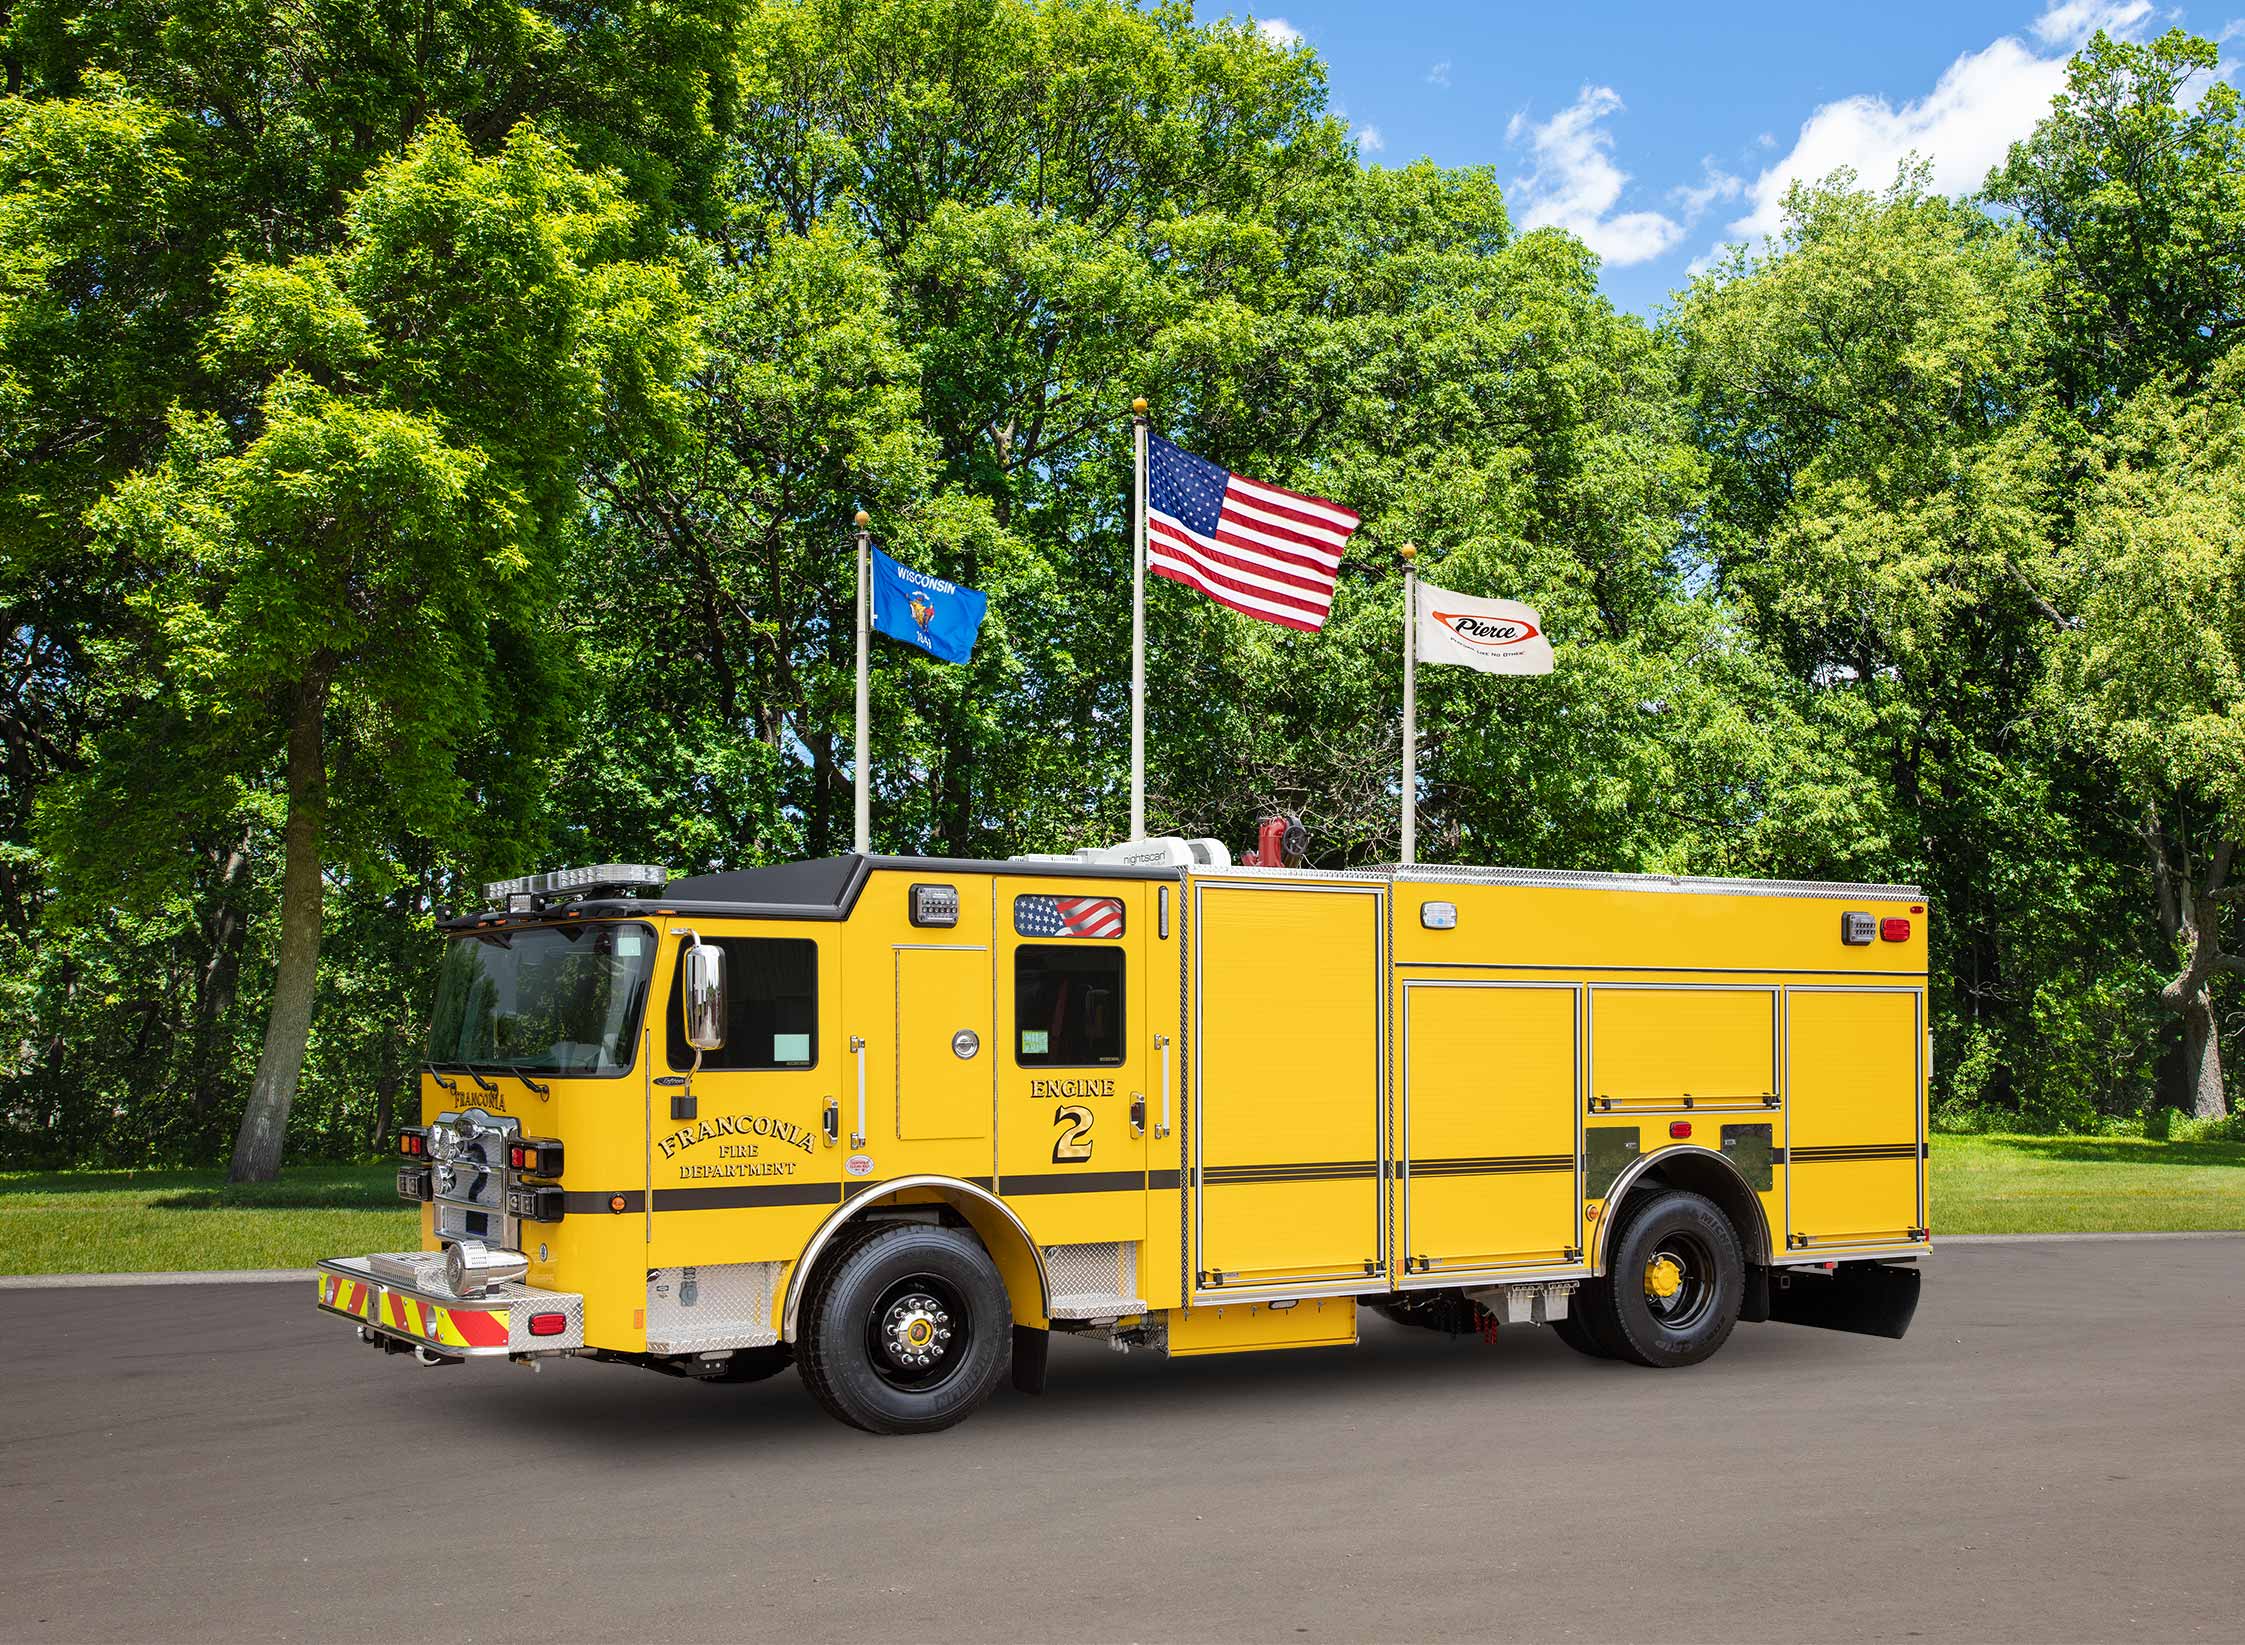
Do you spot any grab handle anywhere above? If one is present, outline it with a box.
[850,1036,867,1147]
[1155,1033,1172,1140]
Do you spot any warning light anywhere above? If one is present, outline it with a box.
[1669,1121,1692,1139]
[609,1194,628,1213]
[1880,917,1911,942]
[528,1312,568,1337]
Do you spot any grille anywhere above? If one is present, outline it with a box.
[1045,1241,1145,1320]
[426,1107,521,1249]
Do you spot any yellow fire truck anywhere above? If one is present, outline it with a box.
[317,842,1930,1433]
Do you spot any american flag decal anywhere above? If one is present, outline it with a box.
[1014,895,1126,938]
[1146,435,1361,632]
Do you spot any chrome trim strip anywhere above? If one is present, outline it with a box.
[1588,1144,1775,1273]
[1389,864,1923,901]
[780,1175,1051,1343]
[1768,1244,1931,1267]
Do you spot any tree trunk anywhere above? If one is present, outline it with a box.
[191,832,255,1117]
[2181,986,2226,1121]
[228,679,328,1183]
[370,1027,402,1153]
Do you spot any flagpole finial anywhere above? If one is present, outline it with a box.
[1131,397,1148,416]
[1399,541,1417,563]
[853,509,869,528]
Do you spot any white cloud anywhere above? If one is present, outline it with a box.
[1505,85,1687,266]
[1254,17,1302,49]
[1672,158,1745,217]
[1428,60,1452,88]
[2032,1,2151,46]
[1356,124,1386,152]
[1716,0,2153,251]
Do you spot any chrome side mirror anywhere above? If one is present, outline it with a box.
[683,940,727,1052]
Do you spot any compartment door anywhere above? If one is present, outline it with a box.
[1589,986,1778,1113]
[1402,982,1581,1274]
[895,946,992,1143]
[1786,989,1924,1249]
[1193,881,1386,1294]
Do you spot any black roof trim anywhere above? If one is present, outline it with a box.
[443,852,1182,929]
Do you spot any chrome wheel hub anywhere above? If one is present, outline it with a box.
[879,1293,953,1371]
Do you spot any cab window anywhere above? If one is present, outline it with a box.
[666,937,818,1070]
[1015,946,1124,1066]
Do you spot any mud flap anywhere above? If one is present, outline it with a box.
[1767,1261,1921,1339]
[1011,1324,1050,1394]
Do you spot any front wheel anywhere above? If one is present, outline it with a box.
[1583,1188,1744,1368]
[797,1223,1011,1433]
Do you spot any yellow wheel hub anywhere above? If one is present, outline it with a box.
[1643,1254,1685,1300]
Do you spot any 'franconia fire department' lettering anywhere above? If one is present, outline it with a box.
[658,1113,817,1160]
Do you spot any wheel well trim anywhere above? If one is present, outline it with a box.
[781,1176,1051,1344]
[1591,1144,1772,1274]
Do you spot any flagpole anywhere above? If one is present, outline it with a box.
[1130,396,1149,841]
[853,509,871,855]
[1400,542,1417,866]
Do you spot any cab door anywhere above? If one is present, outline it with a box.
[646,926,842,1272]
[995,879,1152,1306]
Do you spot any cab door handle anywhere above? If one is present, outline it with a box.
[1129,1092,1146,1137]
[822,1098,840,1146]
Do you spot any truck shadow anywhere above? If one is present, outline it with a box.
[442,1316,1829,1461]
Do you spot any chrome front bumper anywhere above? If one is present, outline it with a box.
[316,1252,586,1357]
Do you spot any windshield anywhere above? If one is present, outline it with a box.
[427,922,656,1077]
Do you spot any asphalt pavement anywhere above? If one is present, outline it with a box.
[2,1238,2241,1643]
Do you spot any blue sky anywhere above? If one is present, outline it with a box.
[1240,2,2243,314]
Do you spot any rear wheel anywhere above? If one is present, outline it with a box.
[797,1223,1011,1433]
[1549,1302,1613,1359]
[1586,1188,1743,1368]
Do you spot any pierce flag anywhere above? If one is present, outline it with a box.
[1415,582,1554,675]
[869,544,987,666]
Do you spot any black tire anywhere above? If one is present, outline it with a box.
[797,1222,1011,1434]
[709,1344,791,1384]
[1588,1188,1744,1368]
[1549,1301,1614,1359]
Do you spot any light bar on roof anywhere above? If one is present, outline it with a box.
[481,864,670,903]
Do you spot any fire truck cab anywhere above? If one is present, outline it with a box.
[318,846,1930,1433]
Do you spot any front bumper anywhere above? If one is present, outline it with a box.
[316,1253,586,1358]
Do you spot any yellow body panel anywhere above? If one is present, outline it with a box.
[1590,986,1776,1109]
[1402,981,1581,1272]
[380,861,1927,1367]
[1192,879,1386,1290]
[1165,1297,1357,1356]
[1786,989,1925,1248]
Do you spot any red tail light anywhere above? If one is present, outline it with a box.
[1669,1121,1692,1139]
[1880,917,1911,942]
[528,1312,567,1337]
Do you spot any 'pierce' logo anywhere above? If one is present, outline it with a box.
[1433,611,1541,650]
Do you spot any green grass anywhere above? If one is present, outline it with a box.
[1931,1133,2245,1234]
[0,1137,2237,1275]
[0,1163,417,1275]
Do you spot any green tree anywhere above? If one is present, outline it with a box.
[2049,354,2245,1118]
[1986,27,2245,413]
[51,121,684,1178]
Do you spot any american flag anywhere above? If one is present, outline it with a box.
[1015,895,1125,938]
[1147,435,1361,632]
